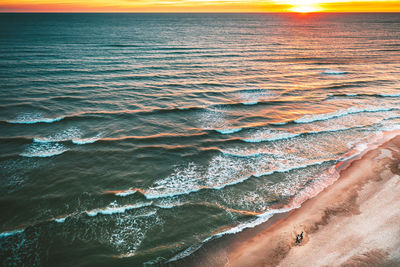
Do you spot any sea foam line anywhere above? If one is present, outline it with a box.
[34,129,102,145]
[215,128,243,134]
[321,69,347,75]
[295,106,395,124]
[240,121,379,145]
[20,143,69,158]
[0,229,24,238]
[8,114,64,124]
[72,133,102,145]
[110,159,335,200]
[242,132,301,143]
[85,202,153,217]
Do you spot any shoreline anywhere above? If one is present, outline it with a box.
[170,132,400,266]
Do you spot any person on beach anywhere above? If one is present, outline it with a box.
[296,232,304,244]
[296,234,301,244]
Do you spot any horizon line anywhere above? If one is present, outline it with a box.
[1,11,400,13]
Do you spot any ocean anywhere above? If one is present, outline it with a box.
[0,13,399,266]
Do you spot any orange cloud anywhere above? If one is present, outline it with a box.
[0,0,399,12]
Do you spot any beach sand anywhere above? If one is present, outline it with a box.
[172,134,400,267]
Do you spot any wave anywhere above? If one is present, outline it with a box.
[20,143,69,158]
[34,127,82,143]
[0,229,24,238]
[330,92,400,98]
[34,128,102,145]
[54,216,68,223]
[242,132,301,143]
[380,93,400,97]
[215,128,242,134]
[85,202,152,217]
[295,106,395,124]
[109,188,139,197]
[220,150,270,158]
[321,69,347,75]
[110,158,336,200]
[240,116,384,145]
[237,89,276,106]
[72,133,102,145]
[242,101,258,105]
[8,113,64,124]
[253,159,335,178]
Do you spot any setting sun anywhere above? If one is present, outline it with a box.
[284,0,323,12]
[289,5,322,12]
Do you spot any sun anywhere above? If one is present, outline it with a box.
[289,5,321,13]
[284,0,323,13]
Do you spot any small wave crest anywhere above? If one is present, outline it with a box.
[8,113,64,124]
[322,69,347,75]
[85,201,152,217]
[54,217,68,223]
[0,229,24,238]
[34,128,102,145]
[110,156,336,200]
[215,128,242,134]
[237,89,275,105]
[20,143,69,158]
[34,127,82,143]
[295,106,394,124]
[72,133,102,145]
[243,130,300,143]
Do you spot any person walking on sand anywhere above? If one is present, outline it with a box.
[296,234,300,244]
[295,232,303,245]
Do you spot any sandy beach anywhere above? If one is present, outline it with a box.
[173,134,400,267]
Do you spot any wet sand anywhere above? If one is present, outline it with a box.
[172,134,400,267]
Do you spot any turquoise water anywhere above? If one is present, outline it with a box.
[0,13,400,266]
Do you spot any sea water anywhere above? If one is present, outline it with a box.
[0,13,399,266]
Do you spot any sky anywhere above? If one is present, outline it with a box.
[0,0,399,12]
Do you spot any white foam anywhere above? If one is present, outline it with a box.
[20,143,69,157]
[243,131,300,143]
[253,159,334,178]
[55,217,67,223]
[8,113,64,124]
[72,133,102,144]
[380,93,400,97]
[34,127,82,143]
[215,128,242,134]
[322,69,347,75]
[238,89,274,105]
[137,156,334,200]
[295,106,394,124]
[115,188,138,197]
[86,201,152,217]
[139,158,255,199]
[242,101,258,105]
[221,149,269,158]
[0,229,24,238]
[198,108,228,130]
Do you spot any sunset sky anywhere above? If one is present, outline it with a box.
[0,0,399,12]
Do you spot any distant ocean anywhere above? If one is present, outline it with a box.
[0,13,399,266]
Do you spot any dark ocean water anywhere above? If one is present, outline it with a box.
[0,13,400,266]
